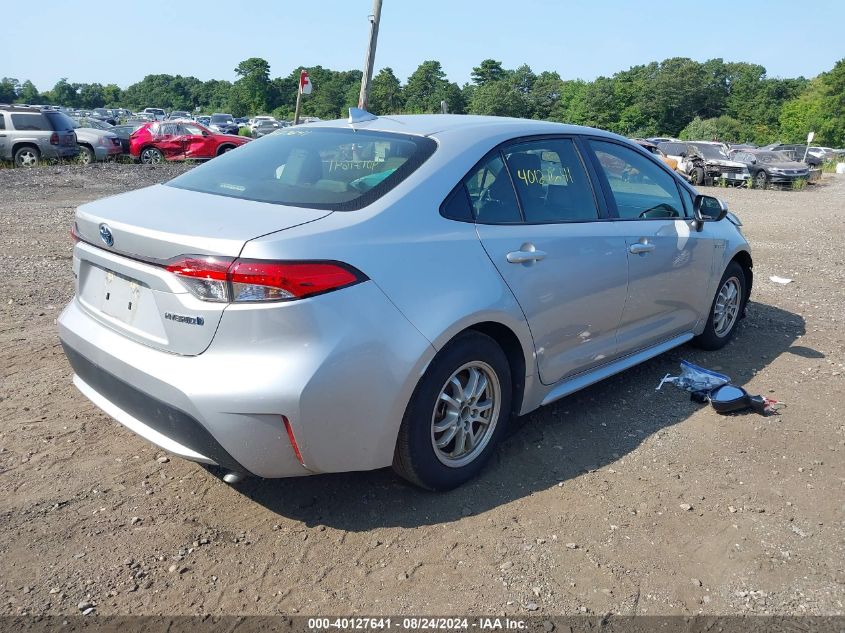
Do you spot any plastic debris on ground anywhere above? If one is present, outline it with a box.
[769,275,793,284]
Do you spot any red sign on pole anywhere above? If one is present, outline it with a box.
[299,70,313,95]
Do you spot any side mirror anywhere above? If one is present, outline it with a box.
[694,195,728,225]
[201,130,209,137]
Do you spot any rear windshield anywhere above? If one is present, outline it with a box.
[167,127,437,211]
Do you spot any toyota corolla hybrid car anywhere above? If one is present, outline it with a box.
[130,121,249,163]
[58,113,752,490]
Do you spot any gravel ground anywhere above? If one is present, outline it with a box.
[0,163,843,617]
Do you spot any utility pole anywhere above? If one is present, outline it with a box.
[358,0,383,110]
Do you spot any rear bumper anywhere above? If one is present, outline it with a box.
[94,145,123,160]
[44,145,80,159]
[58,282,435,478]
[63,343,248,473]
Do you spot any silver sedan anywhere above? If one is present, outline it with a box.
[59,113,752,490]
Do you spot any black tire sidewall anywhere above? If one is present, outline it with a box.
[395,332,512,491]
[80,146,94,164]
[695,261,747,350]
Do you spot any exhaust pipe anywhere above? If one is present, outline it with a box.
[222,471,246,484]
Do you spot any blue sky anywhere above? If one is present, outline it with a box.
[2,0,843,90]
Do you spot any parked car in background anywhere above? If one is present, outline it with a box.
[731,150,810,188]
[761,144,822,167]
[90,108,117,125]
[59,114,752,490]
[249,115,276,132]
[0,104,79,166]
[209,113,239,135]
[686,142,750,186]
[195,115,211,126]
[234,117,249,129]
[659,142,749,186]
[70,117,122,164]
[647,137,679,145]
[167,111,192,121]
[633,139,678,171]
[109,121,147,154]
[252,119,283,138]
[657,141,707,184]
[142,108,167,121]
[130,120,249,163]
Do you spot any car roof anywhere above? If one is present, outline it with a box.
[302,114,624,142]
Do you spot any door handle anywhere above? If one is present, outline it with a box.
[506,247,547,264]
[629,242,656,254]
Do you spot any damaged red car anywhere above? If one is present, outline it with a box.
[130,121,250,164]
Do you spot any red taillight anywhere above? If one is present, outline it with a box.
[165,256,233,302]
[164,256,365,303]
[229,260,361,301]
[50,132,59,145]
[282,416,304,465]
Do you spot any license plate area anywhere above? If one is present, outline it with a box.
[79,262,158,332]
[101,268,143,323]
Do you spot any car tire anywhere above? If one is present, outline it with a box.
[139,147,163,165]
[14,145,40,168]
[693,261,747,351]
[393,331,512,491]
[79,146,95,165]
[755,171,767,189]
[217,145,234,156]
[690,166,705,186]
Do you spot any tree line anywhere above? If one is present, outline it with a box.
[2,56,843,146]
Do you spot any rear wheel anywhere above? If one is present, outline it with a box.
[693,261,746,350]
[78,145,95,165]
[14,145,40,167]
[393,331,512,491]
[139,147,163,164]
[217,145,234,156]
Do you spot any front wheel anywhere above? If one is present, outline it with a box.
[690,166,705,186]
[393,331,512,491]
[755,170,767,189]
[693,261,747,350]
[139,147,163,164]
[78,146,95,165]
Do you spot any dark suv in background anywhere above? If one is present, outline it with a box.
[0,105,79,166]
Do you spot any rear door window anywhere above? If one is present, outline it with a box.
[589,140,685,220]
[10,113,50,131]
[167,127,437,211]
[0,114,5,130]
[502,138,599,223]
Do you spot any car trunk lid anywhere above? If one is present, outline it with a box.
[73,184,332,355]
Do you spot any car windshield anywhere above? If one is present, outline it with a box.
[167,127,437,211]
[657,142,687,156]
[690,143,729,160]
[211,115,234,124]
[754,152,792,164]
[73,117,112,130]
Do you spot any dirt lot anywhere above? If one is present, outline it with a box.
[0,164,843,617]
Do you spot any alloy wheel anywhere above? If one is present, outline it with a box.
[17,149,38,167]
[431,361,501,468]
[141,148,162,164]
[713,276,741,337]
